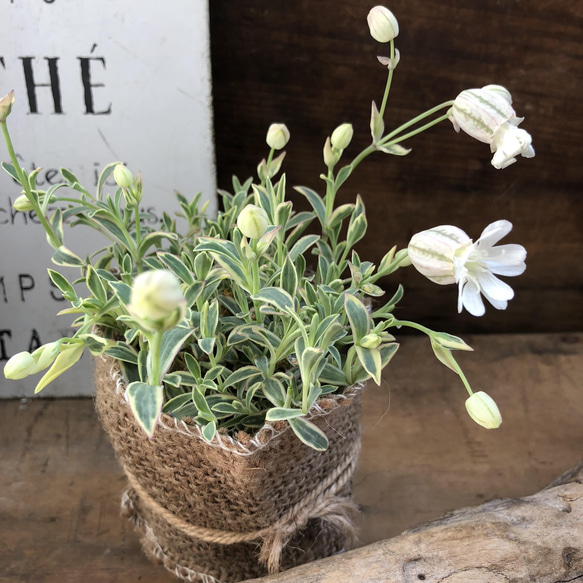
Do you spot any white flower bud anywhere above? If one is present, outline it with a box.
[0,90,15,122]
[266,123,290,150]
[128,270,186,331]
[330,123,354,150]
[367,6,399,43]
[465,391,502,429]
[4,351,35,379]
[237,204,270,239]
[30,341,61,373]
[408,225,471,285]
[113,164,135,188]
[13,194,34,212]
[323,137,338,169]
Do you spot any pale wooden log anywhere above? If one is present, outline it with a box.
[244,461,583,583]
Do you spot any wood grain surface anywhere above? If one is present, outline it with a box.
[209,1,583,333]
[1,333,582,582]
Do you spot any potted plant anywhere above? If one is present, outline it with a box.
[1,5,533,583]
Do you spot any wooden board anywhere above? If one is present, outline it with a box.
[209,1,583,333]
[0,333,582,581]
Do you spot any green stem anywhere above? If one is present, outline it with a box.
[149,330,164,386]
[1,121,61,248]
[134,202,143,272]
[380,101,454,144]
[378,40,395,119]
[394,319,474,396]
[379,113,452,149]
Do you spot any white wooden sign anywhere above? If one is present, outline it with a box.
[0,0,216,397]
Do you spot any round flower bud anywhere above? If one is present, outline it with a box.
[465,391,502,429]
[359,333,382,349]
[4,351,35,380]
[237,204,270,239]
[330,123,354,150]
[408,225,471,285]
[128,270,186,331]
[367,6,399,43]
[113,164,135,188]
[266,123,290,150]
[0,90,15,123]
[13,193,34,212]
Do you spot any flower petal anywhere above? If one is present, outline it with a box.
[477,220,513,248]
[460,278,486,316]
[477,270,514,303]
[484,244,527,276]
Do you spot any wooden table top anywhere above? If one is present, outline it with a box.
[1,333,582,582]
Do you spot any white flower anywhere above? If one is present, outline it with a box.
[465,391,502,429]
[450,86,535,169]
[408,220,526,317]
[367,6,399,43]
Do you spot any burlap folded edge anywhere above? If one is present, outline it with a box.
[103,353,365,457]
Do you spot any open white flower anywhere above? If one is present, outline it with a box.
[408,220,526,317]
[449,86,535,169]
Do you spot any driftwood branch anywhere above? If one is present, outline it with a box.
[244,461,583,583]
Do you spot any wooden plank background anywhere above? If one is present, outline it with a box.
[209,0,583,333]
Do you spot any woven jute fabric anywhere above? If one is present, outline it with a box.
[94,353,364,583]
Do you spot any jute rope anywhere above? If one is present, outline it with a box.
[121,438,361,573]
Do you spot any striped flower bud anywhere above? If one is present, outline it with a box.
[13,194,34,212]
[237,204,270,239]
[449,86,535,169]
[408,225,471,285]
[128,270,186,331]
[465,391,502,429]
[367,6,399,43]
[330,123,354,150]
[266,123,290,150]
[0,90,15,122]
[113,163,135,188]
[4,351,35,379]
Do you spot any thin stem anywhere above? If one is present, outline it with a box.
[378,40,395,119]
[394,319,474,396]
[381,101,454,144]
[1,122,61,248]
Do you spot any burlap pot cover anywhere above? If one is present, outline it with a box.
[94,353,364,583]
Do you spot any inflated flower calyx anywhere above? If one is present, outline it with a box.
[367,6,399,43]
[449,86,535,169]
[408,221,526,317]
[0,90,15,122]
[237,204,270,239]
[113,163,135,188]
[4,351,36,379]
[3,341,62,380]
[330,123,354,151]
[13,193,34,212]
[465,391,502,429]
[128,270,186,332]
[266,123,290,150]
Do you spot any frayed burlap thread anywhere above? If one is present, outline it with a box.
[94,353,364,583]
